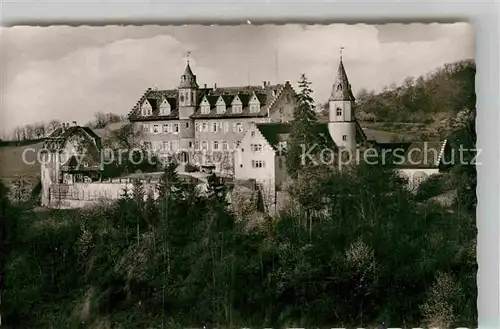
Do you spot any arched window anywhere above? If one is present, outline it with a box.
[337,84,342,91]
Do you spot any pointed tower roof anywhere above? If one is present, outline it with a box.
[179,62,199,89]
[329,57,355,102]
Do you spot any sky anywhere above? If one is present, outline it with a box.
[0,23,474,136]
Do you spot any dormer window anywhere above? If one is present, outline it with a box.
[337,84,343,91]
[200,96,211,114]
[216,96,226,114]
[336,107,342,116]
[141,100,152,116]
[249,94,261,113]
[231,95,243,113]
[159,98,171,116]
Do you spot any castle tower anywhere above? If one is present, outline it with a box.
[178,58,199,119]
[328,52,357,153]
[178,54,198,155]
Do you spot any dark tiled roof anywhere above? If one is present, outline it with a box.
[375,140,447,168]
[401,141,447,168]
[44,126,101,151]
[191,85,281,119]
[256,123,292,150]
[179,63,199,88]
[329,59,355,101]
[129,81,293,121]
[256,122,335,151]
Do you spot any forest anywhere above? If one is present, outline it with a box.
[0,62,477,329]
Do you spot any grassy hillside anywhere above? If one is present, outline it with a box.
[320,59,475,140]
[356,59,475,123]
[0,142,44,183]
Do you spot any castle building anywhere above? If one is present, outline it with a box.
[127,60,297,173]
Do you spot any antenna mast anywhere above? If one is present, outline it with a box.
[275,49,279,82]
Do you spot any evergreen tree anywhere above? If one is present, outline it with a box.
[206,172,228,205]
[158,162,181,200]
[131,178,145,208]
[286,74,326,178]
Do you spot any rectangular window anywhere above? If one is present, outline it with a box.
[250,144,262,152]
[202,141,208,150]
[342,135,347,141]
[224,122,229,132]
[195,122,199,132]
[232,105,242,113]
[152,124,159,134]
[162,124,169,133]
[250,104,260,113]
[337,108,342,116]
[212,122,219,133]
[171,140,179,151]
[235,122,243,133]
[143,141,152,149]
[201,106,210,114]
[251,160,265,168]
[195,141,199,150]
[142,123,149,133]
[189,141,193,148]
[251,131,255,137]
[222,141,228,150]
[202,122,208,132]
[164,141,170,151]
[186,122,190,128]
[213,141,219,150]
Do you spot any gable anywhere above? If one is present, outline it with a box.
[200,96,210,106]
[216,96,226,106]
[232,95,243,105]
[249,93,260,105]
[241,124,274,152]
[142,99,152,110]
[159,97,171,108]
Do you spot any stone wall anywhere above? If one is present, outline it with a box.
[46,179,159,209]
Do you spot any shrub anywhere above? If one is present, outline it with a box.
[185,163,199,173]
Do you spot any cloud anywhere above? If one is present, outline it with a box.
[1,34,217,133]
[0,24,474,136]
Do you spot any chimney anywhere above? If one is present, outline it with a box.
[262,81,267,88]
[214,82,217,90]
[204,83,207,88]
[72,121,77,126]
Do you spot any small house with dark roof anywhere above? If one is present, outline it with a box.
[40,122,103,206]
[234,122,335,211]
[388,140,452,189]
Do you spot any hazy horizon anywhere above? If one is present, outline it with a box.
[0,23,474,137]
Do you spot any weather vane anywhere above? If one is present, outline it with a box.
[187,51,191,64]
[340,47,344,61]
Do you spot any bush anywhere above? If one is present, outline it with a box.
[185,163,199,173]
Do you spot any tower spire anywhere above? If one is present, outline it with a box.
[329,50,355,102]
[179,51,198,89]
